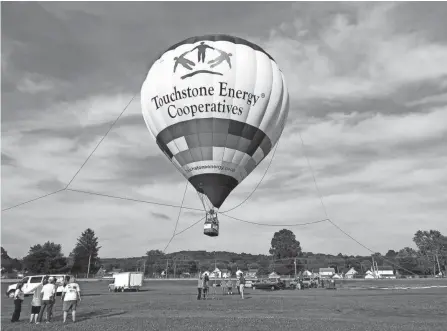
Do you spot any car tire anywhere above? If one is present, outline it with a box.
[8,290,15,298]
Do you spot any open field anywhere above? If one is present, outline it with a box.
[2,279,447,331]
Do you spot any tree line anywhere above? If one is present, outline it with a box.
[2,228,446,278]
[1,228,101,277]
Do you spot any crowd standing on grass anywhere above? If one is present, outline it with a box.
[195,272,247,300]
[10,275,82,325]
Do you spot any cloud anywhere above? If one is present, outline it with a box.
[16,75,55,94]
[257,3,447,115]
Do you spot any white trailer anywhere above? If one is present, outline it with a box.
[108,272,144,292]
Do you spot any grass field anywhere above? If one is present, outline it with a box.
[2,279,447,331]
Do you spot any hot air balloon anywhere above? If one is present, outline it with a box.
[141,35,289,237]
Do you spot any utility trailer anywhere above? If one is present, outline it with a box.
[108,272,144,292]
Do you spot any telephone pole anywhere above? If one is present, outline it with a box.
[294,258,297,279]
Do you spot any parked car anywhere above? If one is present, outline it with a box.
[244,280,254,288]
[252,279,285,291]
[5,274,71,298]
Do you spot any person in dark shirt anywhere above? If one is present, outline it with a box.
[202,274,209,299]
[197,274,203,300]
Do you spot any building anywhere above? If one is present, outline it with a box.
[95,267,106,278]
[344,267,358,279]
[209,268,221,278]
[376,266,396,279]
[220,269,231,278]
[319,268,335,278]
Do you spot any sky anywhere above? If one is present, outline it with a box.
[2,2,447,259]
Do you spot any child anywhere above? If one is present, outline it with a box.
[11,283,25,322]
[227,279,233,295]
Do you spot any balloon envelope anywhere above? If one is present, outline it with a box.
[141,35,289,208]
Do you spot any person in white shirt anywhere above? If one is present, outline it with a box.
[29,278,46,324]
[238,273,246,299]
[36,277,56,324]
[61,276,81,323]
[11,283,25,322]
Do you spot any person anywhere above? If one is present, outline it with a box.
[239,273,246,299]
[29,277,46,323]
[236,276,241,295]
[61,276,81,323]
[202,274,209,299]
[37,276,56,324]
[11,282,25,322]
[197,274,203,300]
[221,279,227,295]
[228,279,234,295]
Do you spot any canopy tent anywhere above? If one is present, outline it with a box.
[302,270,312,276]
[268,272,280,279]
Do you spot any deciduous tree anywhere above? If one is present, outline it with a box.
[413,230,444,275]
[23,242,68,274]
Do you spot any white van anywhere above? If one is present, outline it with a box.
[5,274,72,298]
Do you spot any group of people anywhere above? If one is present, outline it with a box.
[197,272,246,300]
[11,275,81,324]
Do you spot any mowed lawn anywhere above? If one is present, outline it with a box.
[1,279,447,331]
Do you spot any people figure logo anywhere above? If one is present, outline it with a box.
[172,42,233,79]
[208,50,232,69]
[173,51,196,73]
[192,42,215,63]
